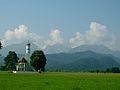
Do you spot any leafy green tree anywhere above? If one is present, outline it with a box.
[30,50,46,72]
[4,51,19,70]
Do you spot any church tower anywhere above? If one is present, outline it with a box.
[25,41,31,63]
[26,41,31,54]
[16,41,32,71]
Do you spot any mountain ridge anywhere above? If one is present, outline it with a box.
[0,43,120,72]
[46,50,120,71]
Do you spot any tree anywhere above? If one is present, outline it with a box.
[30,50,46,72]
[111,67,120,73]
[0,41,2,49]
[106,67,120,73]
[0,41,2,56]
[4,51,19,70]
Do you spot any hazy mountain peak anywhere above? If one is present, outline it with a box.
[70,44,112,54]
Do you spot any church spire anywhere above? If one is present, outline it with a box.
[26,40,31,54]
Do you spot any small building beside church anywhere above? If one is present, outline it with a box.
[16,57,27,71]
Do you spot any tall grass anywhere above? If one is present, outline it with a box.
[0,72,120,90]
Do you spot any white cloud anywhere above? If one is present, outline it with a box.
[69,22,116,49]
[1,22,117,51]
[4,30,14,40]
[4,25,28,40]
[49,29,63,45]
[2,25,63,49]
[2,25,29,46]
[3,25,28,42]
[14,25,28,39]
[38,29,63,49]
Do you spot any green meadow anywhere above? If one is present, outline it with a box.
[0,72,120,90]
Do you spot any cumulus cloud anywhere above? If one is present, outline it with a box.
[49,30,63,45]
[1,22,117,51]
[4,30,14,40]
[38,29,63,49]
[4,25,28,41]
[2,25,63,49]
[50,30,63,43]
[14,25,28,39]
[69,22,116,49]
[2,25,28,45]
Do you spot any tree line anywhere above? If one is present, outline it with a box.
[90,67,120,73]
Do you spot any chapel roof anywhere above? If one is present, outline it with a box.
[18,57,27,63]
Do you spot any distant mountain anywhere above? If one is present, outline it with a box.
[1,43,120,58]
[1,43,120,72]
[111,51,120,60]
[0,42,120,71]
[46,51,120,71]
[69,45,120,63]
[44,44,70,54]
[69,45,112,54]
[0,43,70,56]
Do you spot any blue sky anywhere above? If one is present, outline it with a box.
[0,0,120,50]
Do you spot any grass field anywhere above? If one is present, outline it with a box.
[0,72,120,90]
